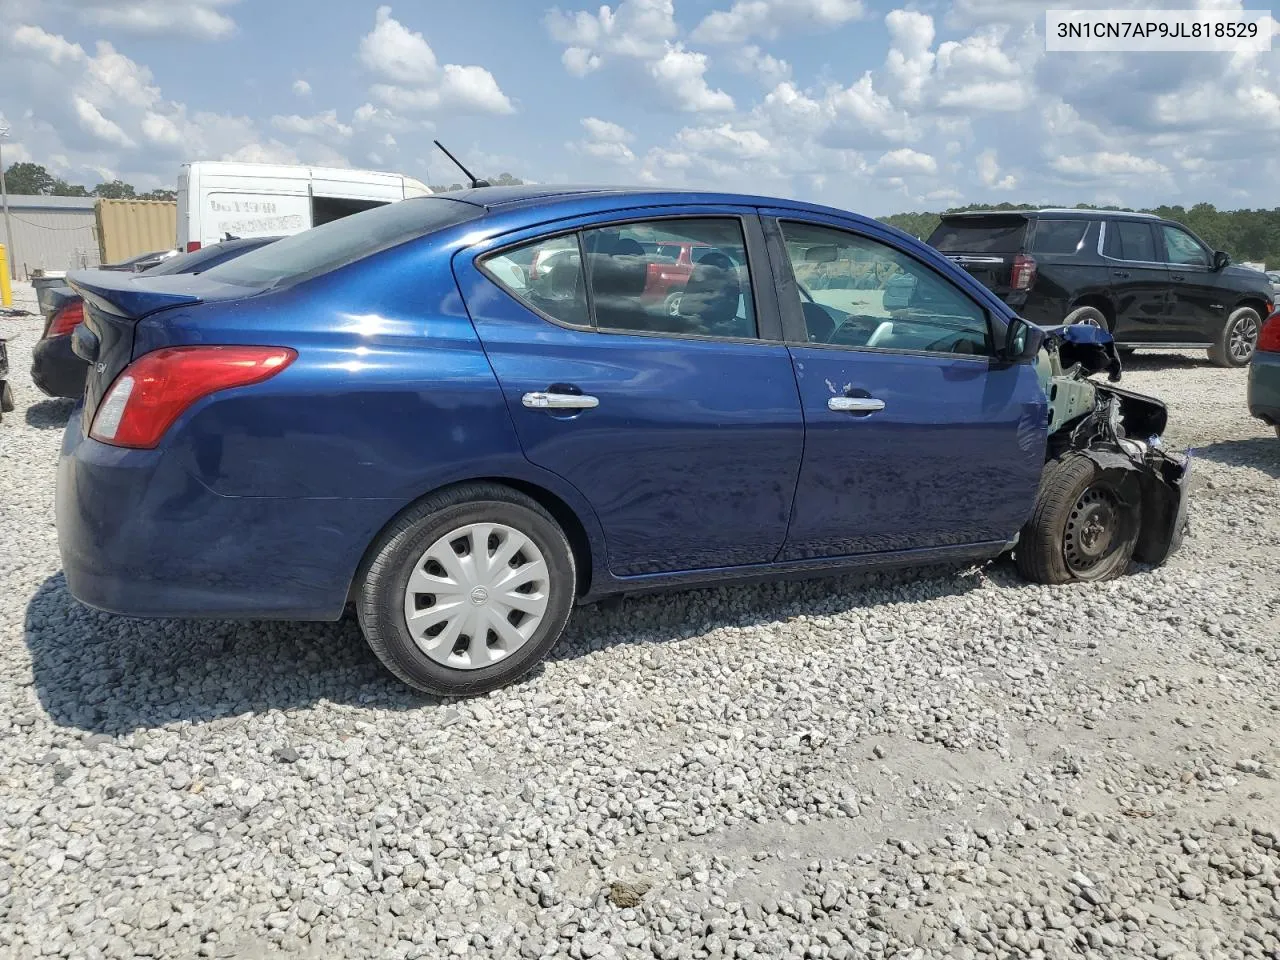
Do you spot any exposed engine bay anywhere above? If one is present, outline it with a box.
[1033,323,1191,565]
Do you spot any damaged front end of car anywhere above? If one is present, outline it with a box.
[1033,323,1191,566]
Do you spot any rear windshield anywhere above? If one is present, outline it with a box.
[928,217,1027,254]
[1031,219,1091,255]
[204,197,481,289]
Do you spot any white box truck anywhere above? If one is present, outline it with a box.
[177,161,433,252]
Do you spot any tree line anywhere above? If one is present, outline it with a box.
[880,201,1280,268]
[2,162,176,200]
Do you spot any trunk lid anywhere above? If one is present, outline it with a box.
[66,269,248,428]
[926,214,1029,293]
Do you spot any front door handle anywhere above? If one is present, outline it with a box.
[522,391,599,410]
[1112,270,1130,279]
[828,397,885,413]
[1171,274,1186,282]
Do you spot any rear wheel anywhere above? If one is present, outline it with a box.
[1208,306,1261,368]
[1064,305,1109,330]
[1016,454,1139,585]
[358,484,576,696]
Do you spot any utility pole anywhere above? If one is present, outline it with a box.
[0,121,15,281]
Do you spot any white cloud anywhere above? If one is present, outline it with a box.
[693,0,865,43]
[648,45,735,113]
[359,7,513,114]
[734,45,791,86]
[224,140,300,165]
[562,47,602,76]
[73,96,135,148]
[12,24,85,64]
[976,148,1016,189]
[883,10,934,105]
[571,116,635,163]
[676,123,772,159]
[1049,152,1169,181]
[271,110,353,140]
[77,0,242,40]
[876,147,937,176]
[292,79,311,97]
[546,0,677,63]
[581,117,633,143]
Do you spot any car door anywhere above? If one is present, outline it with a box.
[1100,219,1173,341]
[455,209,805,577]
[759,212,1047,560]
[1156,222,1221,344]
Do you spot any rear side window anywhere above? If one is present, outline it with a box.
[1031,220,1090,255]
[1105,221,1158,262]
[205,197,480,289]
[481,235,589,327]
[928,217,1027,254]
[482,218,757,340]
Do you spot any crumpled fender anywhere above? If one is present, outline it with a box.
[1079,446,1191,567]
[1039,322,1123,382]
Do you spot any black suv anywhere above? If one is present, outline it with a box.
[927,209,1274,367]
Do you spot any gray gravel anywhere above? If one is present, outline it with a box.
[2,282,1279,960]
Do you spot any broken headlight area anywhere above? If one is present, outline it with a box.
[1034,323,1191,566]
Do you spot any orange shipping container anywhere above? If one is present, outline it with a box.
[95,199,177,264]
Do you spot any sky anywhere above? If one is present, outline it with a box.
[0,0,1277,215]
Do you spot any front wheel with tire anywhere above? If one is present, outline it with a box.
[1208,306,1261,368]
[1063,305,1109,330]
[358,483,577,696]
[1016,454,1139,585]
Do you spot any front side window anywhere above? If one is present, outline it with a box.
[1160,224,1209,267]
[481,234,588,327]
[1105,221,1158,262]
[581,219,757,339]
[780,221,991,356]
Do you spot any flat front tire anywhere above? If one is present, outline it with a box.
[358,483,576,696]
[1016,454,1139,585]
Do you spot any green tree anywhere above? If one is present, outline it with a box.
[50,179,90,197]
[3,161,56,195]
[139,188,177,201]
[92,179,137,199]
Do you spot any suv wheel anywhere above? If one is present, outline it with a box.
[1063,305,1109,330]
[1208,306,1261,368]
[358,483,577,696]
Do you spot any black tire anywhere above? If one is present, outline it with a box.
[1015,454,1139,585]
[1063,305,1109,330]
[357,483,577,696]
[0,380,13,414]
[1207,306,1261,368]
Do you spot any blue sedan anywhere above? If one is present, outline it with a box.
[56,186,1190,695]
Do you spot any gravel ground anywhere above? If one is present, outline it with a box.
[2,281,1278,960]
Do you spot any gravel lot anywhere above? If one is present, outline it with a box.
[2,281,1278,960]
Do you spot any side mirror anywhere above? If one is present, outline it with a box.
[1004,315,1045,362]
[1213,250,1230,271]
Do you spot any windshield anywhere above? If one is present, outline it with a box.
[928,217,1028,254]
[204,197,481,289]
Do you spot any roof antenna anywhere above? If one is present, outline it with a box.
[433,140,489,189]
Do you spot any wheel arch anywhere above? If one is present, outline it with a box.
[1233,295,1271,321]
[1069,294,1116,330]
[346,475,604,607]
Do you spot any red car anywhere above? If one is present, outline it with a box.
[638,240,710,311]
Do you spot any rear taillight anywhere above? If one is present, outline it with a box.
[1258,311,1280,354]
[46,301,84,338]
[185,241,202,253]
[1011,254,1038,291]
[89,345,296,449]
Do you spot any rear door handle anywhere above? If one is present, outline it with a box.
[1171,274,1186,282]
[828,397,885,413]
[1112,270,1130,279]
[522,391,599,410]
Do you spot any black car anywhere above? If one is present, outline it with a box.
[927,209,1274,367]
[0,337,13,421]
[31,236,280,399]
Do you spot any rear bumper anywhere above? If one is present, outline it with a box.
[31,334,88,399]
[56,409,399,620]
[1247,352,1280,425]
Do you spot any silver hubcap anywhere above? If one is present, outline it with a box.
[1230,315,1259,362]
[403,523,550,670]
[1075,315,1103,329]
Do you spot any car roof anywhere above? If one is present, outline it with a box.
[940,208,1161,221]
[430,184,878,223]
